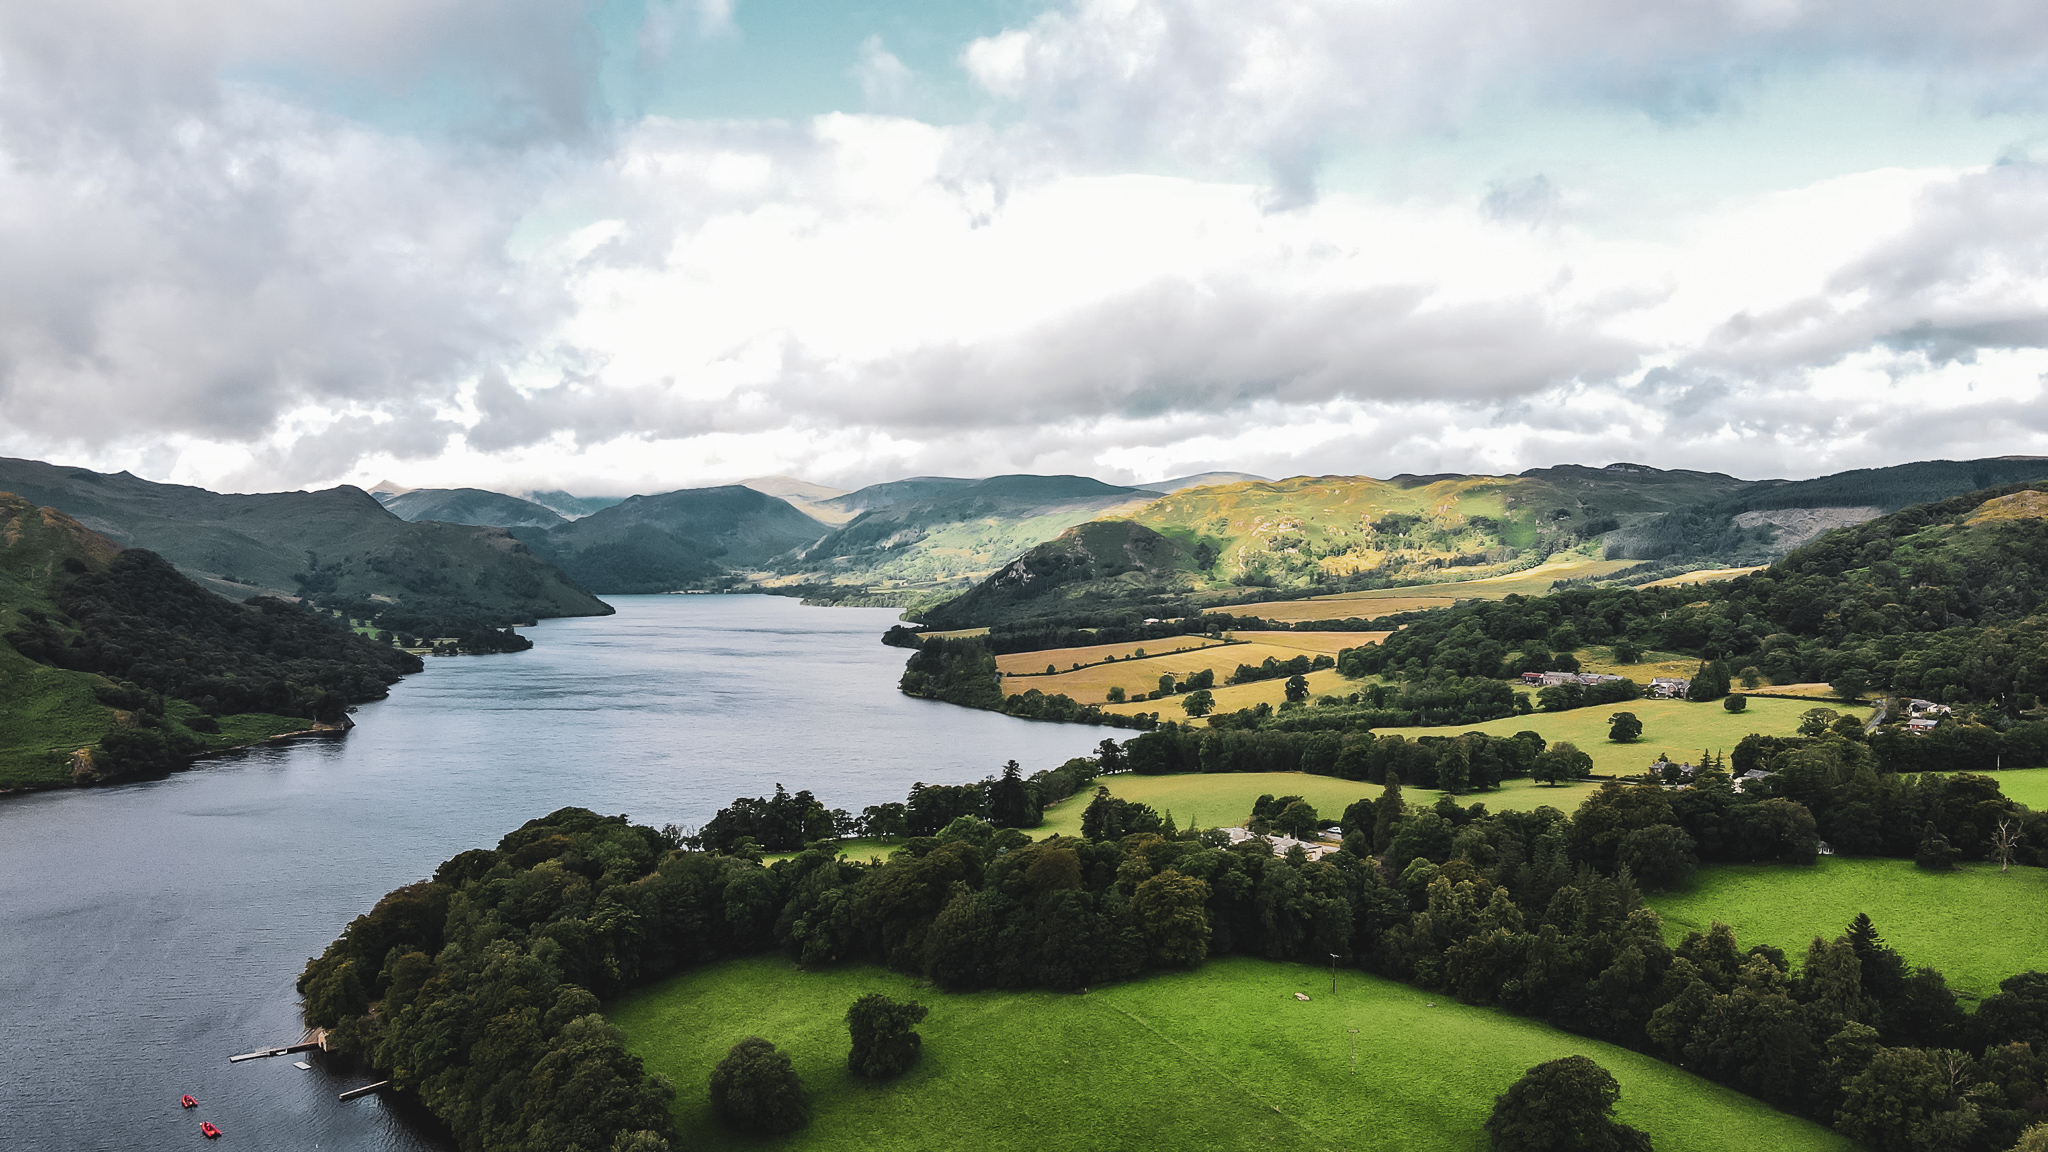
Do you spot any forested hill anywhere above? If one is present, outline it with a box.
[911,457,2048,630]
[0,493,422,790]
[0,457,611,638]
[1356,480,2048,709]
[516,485,830,594]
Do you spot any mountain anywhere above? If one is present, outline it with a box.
[740,476,855,524]
[781,474,1155,588]
[0,457,610,630]
[1602,456,2048,562]
[518,485,830,594]
[1134,471,1269,493]
[379,487,567,530]
[523,489,626,520]
[0,492,421,789]
[914,459,2048,629]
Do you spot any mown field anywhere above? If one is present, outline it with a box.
[1038,771,1599,838]
[610,954,1854,1152]
[1098,668,1361,718]
[1013,641,1363,706]
[1648,857,2048,1000]
[994,634,1228,676]
[1217,558,1646,623]
[1373,696,1826,778]
[1639,566,1769,588]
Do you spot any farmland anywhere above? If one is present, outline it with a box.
[1648,857,2048,1000]
[610,953,1854,1152]
[1006,639,1376,708]
[1371,695,1825,778]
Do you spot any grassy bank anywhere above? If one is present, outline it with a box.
[610,954,1853,1152]
[1038,772,1598,839]
[1647,857,2048,999]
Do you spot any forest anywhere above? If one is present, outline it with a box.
[305,716,2048,1152]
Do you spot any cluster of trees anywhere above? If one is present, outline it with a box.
[308,739,2048,1152]
[1226,653,1335,686]
[706,993,930,1137]
[695,756,1107,853]
[899,636,1159,729]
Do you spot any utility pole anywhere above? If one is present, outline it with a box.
[1329,952,1339,994]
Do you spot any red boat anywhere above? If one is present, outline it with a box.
[180,1095,198,1109]
[200,1121,222,1139]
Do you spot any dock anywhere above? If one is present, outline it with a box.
[338,1081,391,1102]
[228,1028,327,1063]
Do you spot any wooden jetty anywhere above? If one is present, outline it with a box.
[338,1081,391,1102]
[228,1028,327,1063]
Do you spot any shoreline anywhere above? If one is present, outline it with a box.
[0,715,356,798]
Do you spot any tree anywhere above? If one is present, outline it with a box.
[1915,826,1960,872]
[1182,689,1215,718]
[1484,1055,1653,1152]
[987,760,1037,829]
[1613,640,1642,663]
[1532,742,1592,786]
[1723,693,1747,713]
[1608,712,1643,743]
[1106,685,1126,703]
[1158,673,1176,695]
[1274,800,1322,839]
[1832,668,1872,701]
[846,993,930,1078]
[1372,775,1405,853]
[709,1037,811,1134]
[1284,673,1310,702]
[1618,824,1698,891]
[1992,819,2023,874]
[1799,708,1841,738]
[1131,869,1212,967]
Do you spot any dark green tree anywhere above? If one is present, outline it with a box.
[1182,689,1215,717]
[1608,712,1643,743]
[1723,693,1747,713]
[846,993,930,1078]
[709,1037,811,1134]
[987,760,1038,829]
[1915,826,1960,871]
[1284,673,1310,702]
[1484,1055,1653,1151]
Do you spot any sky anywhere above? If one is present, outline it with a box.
[6,2,2048,497]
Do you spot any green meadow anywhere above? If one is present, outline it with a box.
[1373,695,1826,778]
[1648,857,2048,1000]
[610,954,1853,1152]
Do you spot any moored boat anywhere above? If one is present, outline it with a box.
[180,1095,197,1109]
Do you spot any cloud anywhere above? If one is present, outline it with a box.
[961,0,2048,195]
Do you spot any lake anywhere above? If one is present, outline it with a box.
[0,596,1106,1151]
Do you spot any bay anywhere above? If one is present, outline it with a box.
[0,596,1104,1151]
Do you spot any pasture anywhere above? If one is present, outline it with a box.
[1097,668,1360,718]
[610,954,1854,1152]
[1372,696,1819,778]
[1639,566,1769,588]
[1648,858,2048,999]
[994,634,1229,677]
[1038,772,1598,839]
[1014,641,1361,706]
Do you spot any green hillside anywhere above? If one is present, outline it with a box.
[520,484,830,594]
[915,458,2048,630]
[776,474,1156,592]
[0,493,415,789]
[0,457,611,636]
[379,487,566,529]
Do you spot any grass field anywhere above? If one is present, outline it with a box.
[1014,642,1360,705]
[1098,668,1361,718]
[1224,630,1392,655]
[1373,696,1819,778]
[1574,646,1708,683]
[1217,559,1646,624]
[995,635,1229,677]
[610,954,1853,1152]
[1648,857,2048,999]
[1639,566,1769,588]
[1972,769,2048,810]
[0,647,112,788]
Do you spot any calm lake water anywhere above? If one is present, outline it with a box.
[0,596,1105,1151]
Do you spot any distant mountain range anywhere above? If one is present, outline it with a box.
[0,457,610,628]
[14,455,2048,616]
